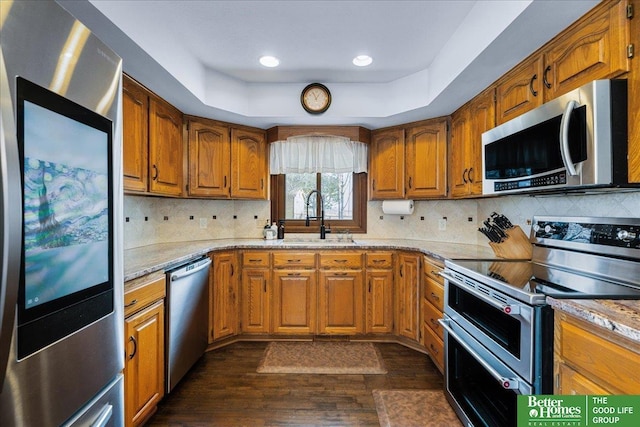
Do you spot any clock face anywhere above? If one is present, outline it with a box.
[301,83,331,114]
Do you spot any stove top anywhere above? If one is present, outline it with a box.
[446,216,640,304]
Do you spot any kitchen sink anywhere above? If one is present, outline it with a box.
[278,238,358,246]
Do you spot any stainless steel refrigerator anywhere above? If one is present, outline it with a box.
[1,1,124,425]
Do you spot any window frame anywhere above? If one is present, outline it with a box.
[270,172,367,234]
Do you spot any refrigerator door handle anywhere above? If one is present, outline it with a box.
[90,404,114,427]
[0,50,22,388]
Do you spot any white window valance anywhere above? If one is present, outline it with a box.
[269,135,368,174]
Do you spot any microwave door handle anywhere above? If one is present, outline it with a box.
[560,99,578,176]
[439,319,520,390]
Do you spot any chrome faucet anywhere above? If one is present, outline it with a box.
[305,190,331,239]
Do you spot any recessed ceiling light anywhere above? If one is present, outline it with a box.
[352,55,373,67]
[259,55,280,67]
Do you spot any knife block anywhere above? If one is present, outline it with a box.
[488,226,532,259]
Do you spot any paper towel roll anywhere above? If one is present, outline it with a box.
[382,200,414,215]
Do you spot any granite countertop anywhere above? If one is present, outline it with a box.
[548,298,640,344]
[123,238,497,282]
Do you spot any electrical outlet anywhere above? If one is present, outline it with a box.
[199,218,207,229]
[438,218,447,231]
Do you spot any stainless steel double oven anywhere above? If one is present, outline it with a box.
[441,216,640,427]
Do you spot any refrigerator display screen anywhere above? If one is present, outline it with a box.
[16,77,114,358]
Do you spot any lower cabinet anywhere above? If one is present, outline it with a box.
[123,272,166,427]
[240,251,271,334]
[318,252,364,334]
[209,251,239,342]
[554,311,640,395]
[396,252,420,341]
[422,257,445,373]
[365,252,394,334]
[272,269,317,334]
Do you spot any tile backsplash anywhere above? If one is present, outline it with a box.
[124,190,640,250]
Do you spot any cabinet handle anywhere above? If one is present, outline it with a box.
[400,264,404,278]
[249,258,262,262]
[408,176,412,189]
[128,336,137,360]
[462,168,468,184]
[529,74,538,96]
[430,292,440,301]
[334,272,348,276]
[372,179,376,191]
[368,279,372,293]
[287,259,301,263]
[230,265,234,276]
[468,167,474,183]
[333,259,347,263]
[264,280,267,293]
[543,65,552,89]
[224,176,227,188]
[152,164,158,180]
[261,178,264,190]
[430,270,439,276]
[287,272,301,276]
[373,259,385,264]
[124,299,138,308]
[429,343,439,355]
[430,318,439,327]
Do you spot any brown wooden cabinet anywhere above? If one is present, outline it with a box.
[395,252,420,342]
[271,252,317,334]
[230,127,268,199]
[122,75,184,196]
[405,121,448,198]
[554,311,640,395]
[209,251,238,342]
[496,0,630,125]
[186,117,267,199]
[450,87,495,198]
[421,257,444,373]
[123,272,166,427]
[187,119,230,197]
[240,251,271,334]
[370,119,448,200]
[365,252,394,334]
[369,128,405,199]
[317,252,364,335]
[630,0,640,184]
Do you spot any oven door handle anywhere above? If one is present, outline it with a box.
[439,318,520,390]
[440,272,531,323]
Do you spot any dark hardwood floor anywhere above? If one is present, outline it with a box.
[147,341,444,426]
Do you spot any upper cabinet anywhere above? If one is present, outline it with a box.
[123,75,184,196]
[187,116,268,199]
[370,119,448,200]
[496,0,630,125]
[450,87,494,198]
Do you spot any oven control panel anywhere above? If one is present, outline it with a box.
[533,219,640,249]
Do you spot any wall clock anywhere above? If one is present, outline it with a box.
[301,83,331,114]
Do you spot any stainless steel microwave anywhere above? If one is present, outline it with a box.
[482,79,629,195]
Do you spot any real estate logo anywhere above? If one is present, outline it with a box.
[518,395,640,427]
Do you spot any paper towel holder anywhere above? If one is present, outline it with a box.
[381,200,415,215]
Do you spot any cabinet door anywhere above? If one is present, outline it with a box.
[449,107,471,198]
[544,0,629,101]
[230,128,267,199]
[396,253,420,341]
[468,89,495,195]
[495,55,544,125]
[318,270,364,334]
[555,362,610,395]
[210,252,238,341]
[122,76,149,192]
[188,120,230,197]
[369,128,405,199]
[241,268,270,334]
[272,270,317,334]
[405,121,447,199]
[124,300,164,427]
[148,97,184,196]
[365,269,394,334]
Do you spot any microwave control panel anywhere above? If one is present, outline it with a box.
[494,171,567,192]
[533,220,640,249]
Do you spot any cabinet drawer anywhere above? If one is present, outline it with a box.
[424,277,444,312]
[423,323,444,373]
[423,258,444,284]
[272,252,316,269]
[558,317,640,394]
[365,252,393,269]
[556,362,610,395]
[319,252,363,269]
[124,271,166,317]
[422,300,443,341]
[243,251,270,268]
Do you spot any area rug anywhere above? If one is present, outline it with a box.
[373,389,462,427]
[256,341,387,374]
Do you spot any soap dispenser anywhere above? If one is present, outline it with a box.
[277,220,285,239]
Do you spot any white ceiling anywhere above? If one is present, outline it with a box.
[60,0,599,129]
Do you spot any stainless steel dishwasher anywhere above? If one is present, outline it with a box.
[165,256,211,393]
